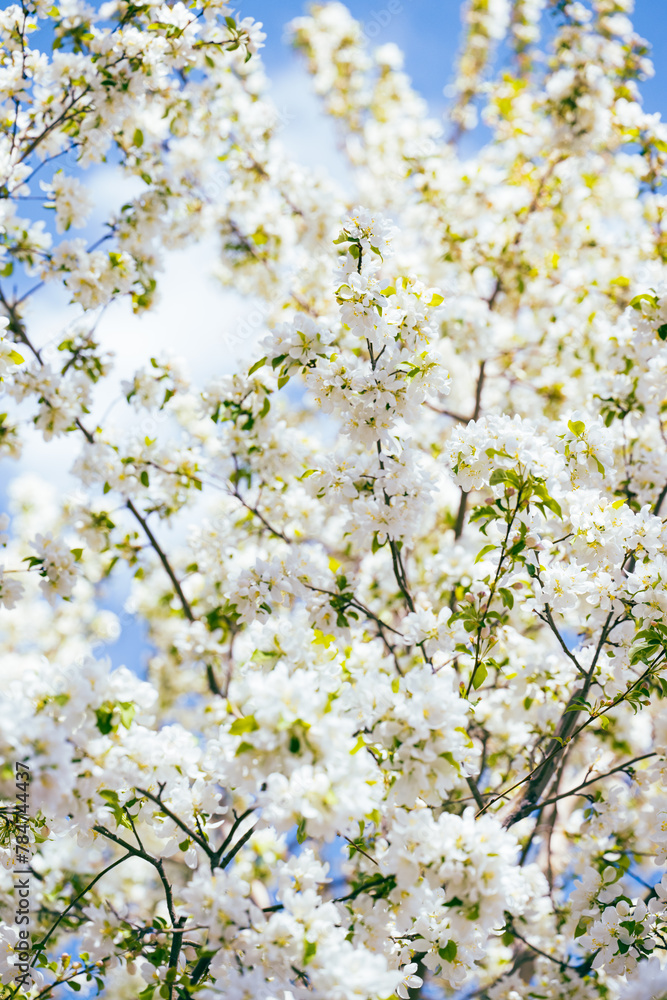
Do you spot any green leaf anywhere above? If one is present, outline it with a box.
[629,292,657,311]
[657,323,667,341]
[568,419,585,437]
[475,543,496,563]
[8,349,24,365]
[118,702,136,728]
[303,940,317,965]
[23,555,44,569]
[95,705,115,735]
[499,587,514,609]
[439,750,461,773]
[471,663,488,690]
[70,548,83,562]
[99,789,120,809]
[438,940,457,962]
[542,495,563,518]
[229,715,259,735]
[67,983,81,992]
[296,817,307,844]
[133,128,144,148]
[428,292,444,307]
[140,470,149,488]
[564,699,590,713]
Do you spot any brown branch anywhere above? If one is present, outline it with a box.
[18,89,94,164]
[31,854,131,963]
[465,483,525,696]
[537,604,587,678]
[473,359,486,420]
[488,658,660,826]
[93,825,177,926]
[231,486,291,543]
[136,786,212,859]
[388,538,415,613]
[533,752,656,811]
[215,809,255,867]
[167,916,187,1000]
[125,498,223,693]
[510,922,579,970]
[0,290,223,696]
[343,835,379,867]
[654,480,667,517]
[125,499,194,622]
[466,775,485,810]
[425,402,469,422]
[454,489,469,540]
[219,819,256,869]
[454,360,486,539]
[303,582,405,674]
[501,611,617,825]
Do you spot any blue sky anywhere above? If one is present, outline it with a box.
[239,0,667,120]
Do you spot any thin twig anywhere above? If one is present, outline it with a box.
[31,854,131,962]
[537,604,586,678]
[534,752,656,811]
[136,786,212,859]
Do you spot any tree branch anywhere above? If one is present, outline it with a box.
[534,752,656,811]
[537,604,587,678]
[136,786,213,860]
[31,854,131,963]
[454,360,486,540]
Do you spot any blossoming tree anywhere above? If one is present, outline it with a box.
[2,0,667,998]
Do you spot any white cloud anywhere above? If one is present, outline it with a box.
[268,62,354,186]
